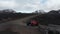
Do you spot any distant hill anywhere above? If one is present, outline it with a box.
[33,10,60,25]
[0,9,37,22]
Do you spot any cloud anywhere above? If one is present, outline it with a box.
[0,0,45,12]
[0,0,19,10]
[42,0,60,11]
[0,0,60,13]
[0,0,43,12]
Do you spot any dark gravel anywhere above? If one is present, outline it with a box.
[0,30,19,34]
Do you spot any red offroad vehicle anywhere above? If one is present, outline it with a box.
[27,19,39,26]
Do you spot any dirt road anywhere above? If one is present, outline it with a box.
[0,15,41,34]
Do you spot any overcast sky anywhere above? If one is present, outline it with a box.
[0,0,60,13]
